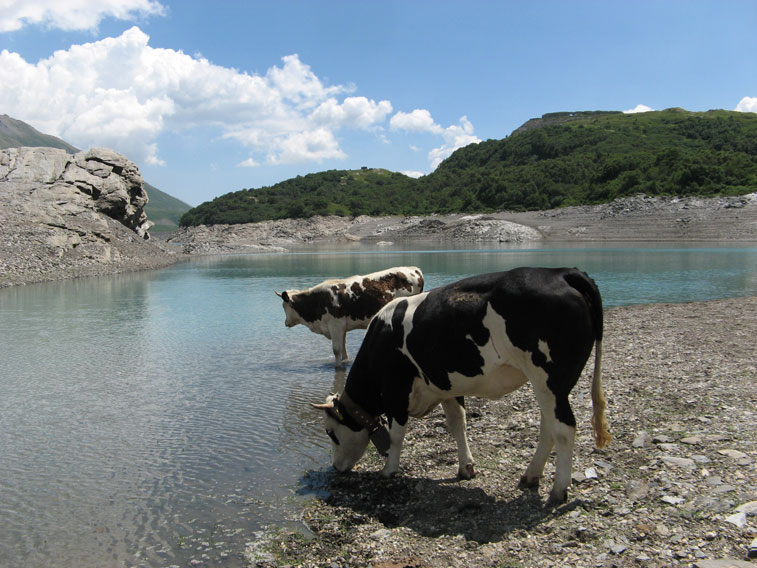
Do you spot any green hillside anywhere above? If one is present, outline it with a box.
[0,114,191,231]
[143,182,193,232]
[180,108,757,226]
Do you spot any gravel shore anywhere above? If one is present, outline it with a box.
[248,295,757,568]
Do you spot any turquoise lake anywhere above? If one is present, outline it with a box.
[1,242,756,567]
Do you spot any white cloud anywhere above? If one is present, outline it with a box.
[390,109,442,134]
[402,170,425,179]
[311,96,393,129]
[0,0,165,32]
[735,96,757,113]
[267,129,346,165]
[624,104,654,114]
[391,110,480,170]
[0,25,479,171]
[429,116,481,169]
[0,27,392,166]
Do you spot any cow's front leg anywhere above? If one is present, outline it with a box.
[328,321,348,367]
[379,420,407,478]
[441,398,475,479]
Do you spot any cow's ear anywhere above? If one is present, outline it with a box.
[276,290,290,302]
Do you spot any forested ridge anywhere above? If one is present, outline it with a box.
[179,108,757,226]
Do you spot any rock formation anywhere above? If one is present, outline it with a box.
[1,147,177,287]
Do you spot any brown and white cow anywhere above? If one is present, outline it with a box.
[313,267,610,505]
[276,266,424,366]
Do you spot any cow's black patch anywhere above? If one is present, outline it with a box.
[290,290,332,323]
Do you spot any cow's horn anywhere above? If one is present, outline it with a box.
[274,290,283,297]
[311,401,334,410]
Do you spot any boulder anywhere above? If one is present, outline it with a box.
[1,146,153,237]
[1,147,176,287]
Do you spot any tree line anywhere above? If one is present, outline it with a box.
[179,109,757,226]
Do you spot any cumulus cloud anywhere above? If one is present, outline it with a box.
[390,109,442,134]
[624,104,654,114]
[428,116,480,168]
[0,27,392,166]
[0,24,479,171]
[735,96,757,113]
[401,170,425,179]
[391,110,480,170]
[0,0,165,32]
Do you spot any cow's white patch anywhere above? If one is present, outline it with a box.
[538,339,553,363]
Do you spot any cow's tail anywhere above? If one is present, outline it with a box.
[591,340,611,448]
[565,270,611,448]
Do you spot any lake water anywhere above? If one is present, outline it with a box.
[2,242,756,567]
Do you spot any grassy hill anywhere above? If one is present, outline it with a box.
[180,108,757,226]
[0,114,191,232]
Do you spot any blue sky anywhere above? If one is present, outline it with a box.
[1,1,756,206]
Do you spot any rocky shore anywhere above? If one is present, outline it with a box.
[248,295,757,568]
[168,192,757,255]
[0,147,178,287]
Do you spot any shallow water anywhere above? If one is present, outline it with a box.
[1,242,756,567]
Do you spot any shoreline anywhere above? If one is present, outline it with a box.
[3,192,757,287]
[249,295,757,567]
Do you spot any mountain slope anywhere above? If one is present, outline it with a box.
[0,114,191,231]
[0,114,79,153]
[180,108,757,226]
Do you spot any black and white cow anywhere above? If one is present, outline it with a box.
[313,267,610,505]
[277,266,424,366]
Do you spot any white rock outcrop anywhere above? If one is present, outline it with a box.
[1,147,175,287]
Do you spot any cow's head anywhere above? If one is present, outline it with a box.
[312,394,370,473]
[275,290,303,327]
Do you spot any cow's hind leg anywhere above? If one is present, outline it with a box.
[442,397,475,479]
[518,408,554,490]
[522,379,577,505]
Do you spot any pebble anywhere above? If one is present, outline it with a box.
[695,559,756,568]
[735,501,757,515]
[661,455,696,469]
[632,431,651,448]
[681,435,702,444]
[626,480,650,501]
[661,495,685,505]
[584,467,598,479]
[724,512,747,528]
[718,449,747,459]
[749,538,757,559]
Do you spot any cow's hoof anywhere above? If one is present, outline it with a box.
[518,475,539,490]
[546,489,568,507]
[379,467,397,478]
[458,463,476,480]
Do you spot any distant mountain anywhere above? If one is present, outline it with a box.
[0,114,79,153]
[180,108,757,226]
[0,114,190,231]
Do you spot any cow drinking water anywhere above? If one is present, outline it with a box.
[276,266,424,366]
[312,267,610,505]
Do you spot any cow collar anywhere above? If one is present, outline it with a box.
[336,392,391,456]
